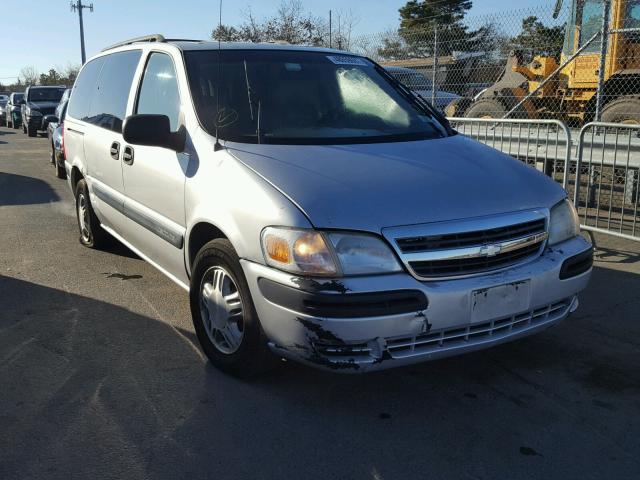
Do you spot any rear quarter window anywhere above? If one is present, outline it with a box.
[67,56,106,120]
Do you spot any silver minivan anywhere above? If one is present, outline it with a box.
[64,35,593,375]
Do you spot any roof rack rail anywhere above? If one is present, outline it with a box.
[164,38,203,43]
[101,34,166,52]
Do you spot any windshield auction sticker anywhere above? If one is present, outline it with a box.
[326,55,369,66]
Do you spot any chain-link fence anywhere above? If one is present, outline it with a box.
[347,0,640,124]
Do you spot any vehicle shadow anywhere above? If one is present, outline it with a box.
[0,172,59,206]
[1,266,638,479]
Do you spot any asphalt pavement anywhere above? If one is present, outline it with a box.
[1,125,639,480]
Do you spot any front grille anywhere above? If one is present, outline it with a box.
[396,219,546,253]
[409,240,543,277]
[385,298,572,359]
[389,213,548,279]
[39,107,56,116]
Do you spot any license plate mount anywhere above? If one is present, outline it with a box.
[471,280,531,323]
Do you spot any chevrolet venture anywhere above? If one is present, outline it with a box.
[63,35,593,375]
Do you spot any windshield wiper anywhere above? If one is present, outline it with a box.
[243,59,263,144]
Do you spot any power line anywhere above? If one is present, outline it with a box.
[70,1,94,64]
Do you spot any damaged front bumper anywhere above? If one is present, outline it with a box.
[241,235,593,372]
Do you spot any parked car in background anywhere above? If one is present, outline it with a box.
[47,96,69,179]
[21,85,66,137]
[385,66,460,113]
[0,96,7,124]
[5,92,24,129]
[44,88,70,136]
[64,36,592,376]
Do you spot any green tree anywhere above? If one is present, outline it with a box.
[511,16,566,59]
[378,0,477,59]
[39,68,62,86]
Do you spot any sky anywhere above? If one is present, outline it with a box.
[0,0,553,83]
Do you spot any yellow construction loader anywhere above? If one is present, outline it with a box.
[446,0,640,124]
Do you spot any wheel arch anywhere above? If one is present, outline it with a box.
[585,73,640,121]
[70,166,83,195]
[187,221,230,274]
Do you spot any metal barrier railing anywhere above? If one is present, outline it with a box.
[573,122,640,242]
[448,117,572,188]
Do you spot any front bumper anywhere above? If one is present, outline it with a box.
[241,234,593,372]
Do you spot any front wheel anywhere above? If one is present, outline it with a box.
[190,239,274,377]
[27,125,37,137]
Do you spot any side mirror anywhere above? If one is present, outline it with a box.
[122,114,185,152]
[44,115,59,124]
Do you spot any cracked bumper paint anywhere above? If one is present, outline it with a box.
[241,235,593,372]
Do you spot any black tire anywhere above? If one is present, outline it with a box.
[601,96,640,125]
[56,160,66,179]
[50,144,56,164]
[464,98,508,119]
[27,125,37,137]
[190,238,274,377]
[75,178,108,248]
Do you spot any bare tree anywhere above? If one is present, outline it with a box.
[211,0,327,46]
[331,10,360,50]
[19,66,39,86]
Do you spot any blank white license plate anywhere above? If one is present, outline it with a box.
[470,280,531,323]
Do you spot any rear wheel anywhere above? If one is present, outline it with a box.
[75,179,108,248]
[56,160,67,179]
[601,96,640,125]
[190,238,274,377]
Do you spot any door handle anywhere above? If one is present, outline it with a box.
[123,146,134,165]
[110,141,120,159]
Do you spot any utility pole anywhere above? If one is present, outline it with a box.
[70,1,94,64]
[329,10,332,48]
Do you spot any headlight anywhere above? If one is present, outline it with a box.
[548,199,580,245]
[27,108,41,116]
[325,232,402,275]
[261,227,402,276]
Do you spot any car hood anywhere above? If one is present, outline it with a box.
[26,101,59,110]
[227,135,565,232]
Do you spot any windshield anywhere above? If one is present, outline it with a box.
[185,50,448,145]
[389,70,432,91]
[27,88,65,102]
[13,93,24,102]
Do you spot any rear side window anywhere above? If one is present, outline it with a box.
[136,52,181,131]
[88,50,142,133]
[67,56,105,120]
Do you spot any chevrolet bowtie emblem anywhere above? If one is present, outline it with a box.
[479,244,502,257]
